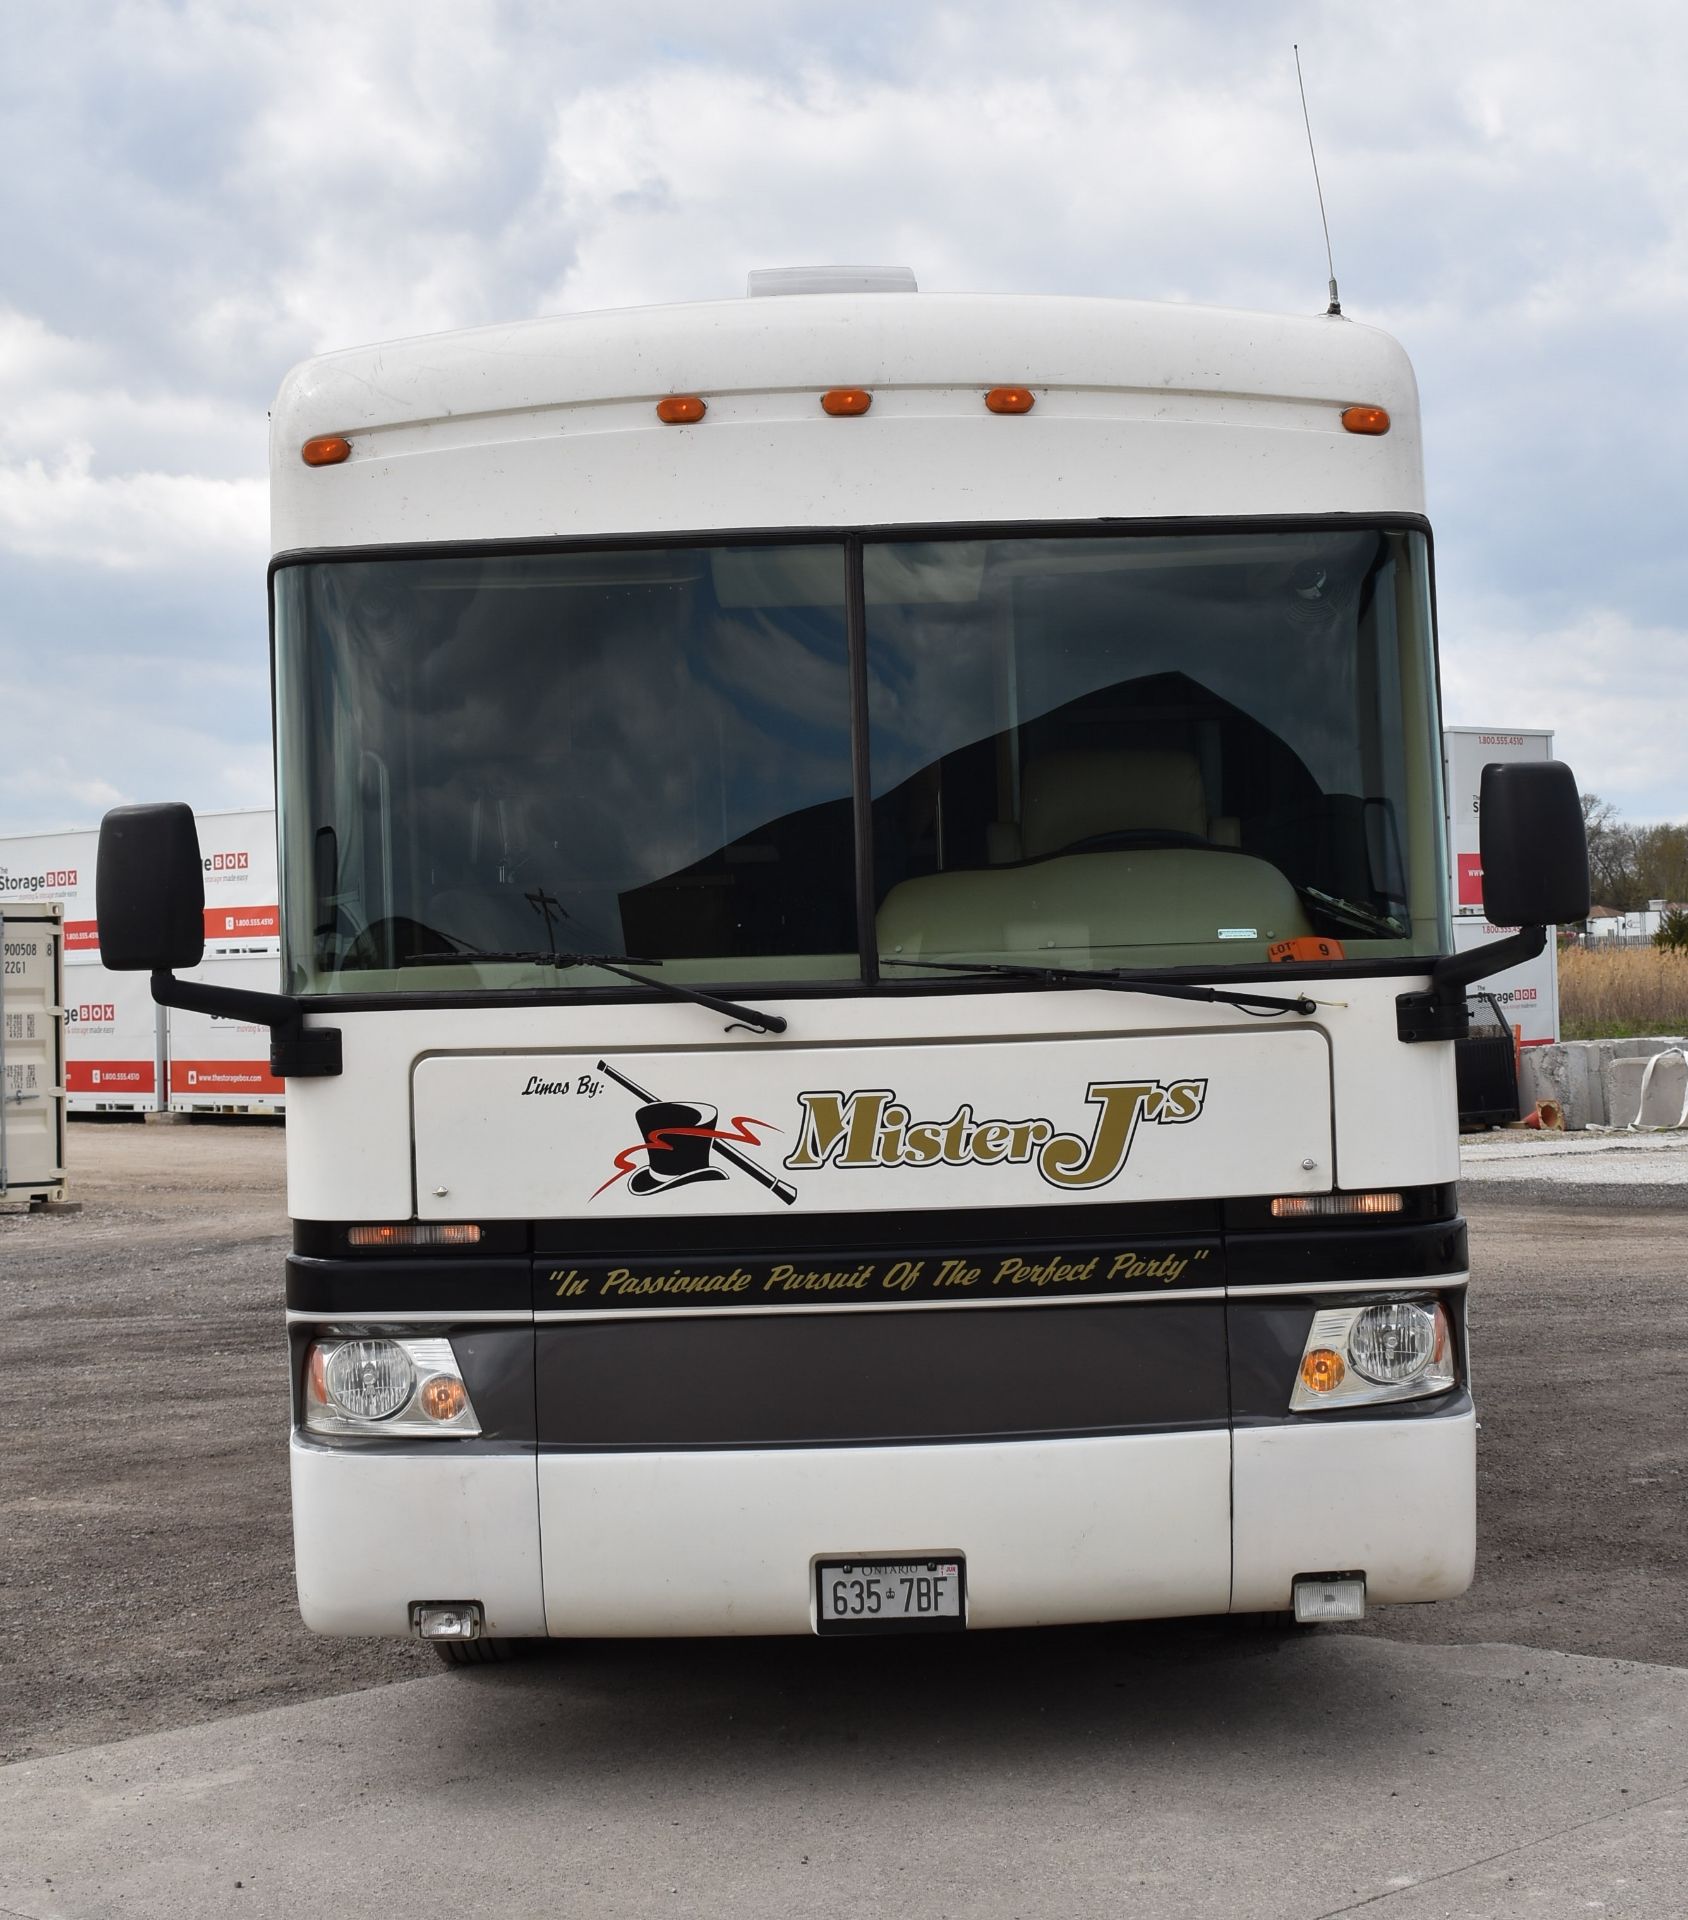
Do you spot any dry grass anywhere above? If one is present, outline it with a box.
[1559,943,1688,1039]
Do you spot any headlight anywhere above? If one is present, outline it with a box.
[303,1336,482,1438]
[324,1339,415,1420]
[1290,1297,1457,1412]
[1348,1302,1438,1384]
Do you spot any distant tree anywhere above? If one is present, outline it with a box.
[1581,791,1643,909]
[1655,908,1688,954]
[1634,823,1688,907]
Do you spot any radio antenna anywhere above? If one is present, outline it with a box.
[1294,45,1342,316]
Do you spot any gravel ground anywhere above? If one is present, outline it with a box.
[2,1119,1684,1764]
[1,1120,432,1765]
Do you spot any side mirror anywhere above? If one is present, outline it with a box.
[1478,761,1590,928]
[96,802,206,972]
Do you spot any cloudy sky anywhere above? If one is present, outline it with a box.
[2,0,1684,831]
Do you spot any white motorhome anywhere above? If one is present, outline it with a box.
[98,274,1587,1656]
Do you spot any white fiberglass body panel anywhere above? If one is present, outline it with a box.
[537,1430,1232,1636]
[414,1028,1331,1221]
[271,295,1422,552]
[1230,1410,1476,1611]
[290,1439,545,1638]
[282,977,1456,1221]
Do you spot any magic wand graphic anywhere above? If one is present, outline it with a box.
[596,1059,798,1205]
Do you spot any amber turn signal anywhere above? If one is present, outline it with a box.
[301,434,352,466]
[1340,405,1390,436]
[1300,1348,1347,1395]
[1271,1192,1404,1219]
[347,1223,483,1247]
[656,395,706,424]
[821,388,873,416]
[985,387,1035,414]
[419,1375,469,1422]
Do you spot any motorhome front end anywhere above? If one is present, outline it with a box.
[109,287,1587,1651]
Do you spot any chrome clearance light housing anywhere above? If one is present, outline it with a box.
[303,1335,482,1439]
[411,1602,483,1642]
[1290,1298,1457,1413]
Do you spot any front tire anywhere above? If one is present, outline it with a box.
[432,1636,534,1666]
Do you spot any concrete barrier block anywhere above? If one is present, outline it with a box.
[1521,1042,1601,1129]
[1518,1037,1688,1130]
[1604,1049,1688,1130]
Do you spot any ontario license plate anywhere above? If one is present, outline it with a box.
[815,1557,966,1634]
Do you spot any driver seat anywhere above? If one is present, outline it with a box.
[1007,748,1238,861]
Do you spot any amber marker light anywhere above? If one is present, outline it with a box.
[419,1375,469,1422]
[821,388,873,416]
[301,434,353,466]
[1271,1192,1403,1219]
[656,395,706,424]
[347,1223,483,1248]
[1340,405,1391,436]
[1300,1348,1346,1395]
[985,387,1036,414]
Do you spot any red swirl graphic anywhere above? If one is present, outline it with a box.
[592,1114,778,1200]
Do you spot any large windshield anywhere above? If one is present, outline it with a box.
[274,527,1448,996]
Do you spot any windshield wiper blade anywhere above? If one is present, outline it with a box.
[402,948,787,1034]
[880,956,1318,1016]
[1297,887,1407,938]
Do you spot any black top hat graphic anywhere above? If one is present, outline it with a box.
[627,1101,731,1196]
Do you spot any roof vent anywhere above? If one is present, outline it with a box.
[747,265,918,298]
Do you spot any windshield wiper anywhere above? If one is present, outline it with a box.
[402,948,787,1034]
[880,957,1319,1016]
[1297,887,1407,939]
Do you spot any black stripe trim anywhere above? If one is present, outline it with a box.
[535,1299,1227,1450]
[286,1255,531,1315]
[534,1198,1221,1258]
[1227,1217,1467,1287]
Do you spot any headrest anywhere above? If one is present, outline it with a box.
[1019,749,1208,858]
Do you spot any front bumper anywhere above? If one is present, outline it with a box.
[290,1407,1474,1637]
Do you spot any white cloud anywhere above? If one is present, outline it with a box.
[1442,601,1688,822]
[0,446,265,571]
[2,0,1687,830]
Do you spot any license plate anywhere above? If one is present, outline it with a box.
[815,1557,966,1634]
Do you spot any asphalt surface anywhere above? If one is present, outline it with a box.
[2,1118,1686,1916]
[3,1633,1686,1919]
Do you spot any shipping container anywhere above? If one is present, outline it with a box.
[1442,728,1561,1055]
[165,949,287,1115]
[64,964,164,1112]
[1,902,67,1203]
[1443,727,1555,918]
[0,811,281,1115]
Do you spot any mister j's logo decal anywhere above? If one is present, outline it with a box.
[593,1060,797,1205]
[782,1081,1208,1192]
[588,1064,1209,1205]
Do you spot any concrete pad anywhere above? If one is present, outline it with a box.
[2,1633,1686,1919]
[1461,1127,1688,1191]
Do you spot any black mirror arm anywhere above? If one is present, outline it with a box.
[1396,925,1546,1044]
[150,971,343,1078]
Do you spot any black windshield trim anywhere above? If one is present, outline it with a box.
[287,952,1446,1015]
[267,514,1433,581]
[269,514,1440,1005]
